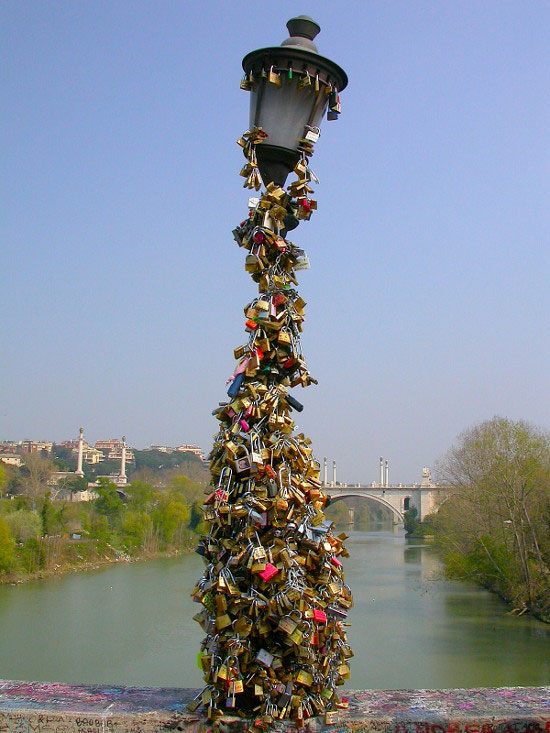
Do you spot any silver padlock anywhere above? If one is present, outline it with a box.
[304,125,320,143]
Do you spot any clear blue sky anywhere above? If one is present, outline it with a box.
[2,1,550,485]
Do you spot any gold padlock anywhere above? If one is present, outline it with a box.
[268,66,282,87]
[216,613,232,630]
[295,669,312,686]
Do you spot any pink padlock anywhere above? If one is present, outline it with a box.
[240,418,250,432]
[258,563,278,582]
[330,556,342,568]
[245,405,254,418]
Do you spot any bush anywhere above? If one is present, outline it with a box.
[0,517,15,571]
[3,510,42,542]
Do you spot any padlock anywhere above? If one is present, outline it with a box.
[312,609,327,623]
[256,648,274,667]
[295,670,312,687]
[232,445,253,477]
[250,433,263,465]
[298,71,312,90]
[216,613,232,630]
[258,562,278,581]
[278,609,301,635]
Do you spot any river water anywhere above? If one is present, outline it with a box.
[0,524,548,689]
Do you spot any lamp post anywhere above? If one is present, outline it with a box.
[242,15,348,187]
[192,17,352,724]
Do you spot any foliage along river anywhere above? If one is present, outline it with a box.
[0,524,548,690]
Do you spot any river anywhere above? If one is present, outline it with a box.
[0,524,548,689]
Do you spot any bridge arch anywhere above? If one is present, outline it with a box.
[328,492,405,523]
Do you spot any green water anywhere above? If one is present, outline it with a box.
[0,525,548,689]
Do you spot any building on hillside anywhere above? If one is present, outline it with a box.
[148,445,176,453]
[176,444,206,461]
[95,438,122,453]
[95,438,134,463]
[83,447,104,464]
[106,446,134,462]
[0,454,22,467]
[75,446,104,464]
[20,440,53,455]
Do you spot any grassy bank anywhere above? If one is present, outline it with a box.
[0,533,198,585]
[0,474,206,584]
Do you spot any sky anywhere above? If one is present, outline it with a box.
[2,1,550,486]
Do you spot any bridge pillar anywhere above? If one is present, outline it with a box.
[348,507,355,525]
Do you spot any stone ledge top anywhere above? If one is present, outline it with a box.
[0,681,549,732]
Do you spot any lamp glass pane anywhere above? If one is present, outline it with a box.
[249,77,328,153]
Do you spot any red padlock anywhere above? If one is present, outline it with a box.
[258,563,278,581]
[312,609,327,623]
[245,319,258,330]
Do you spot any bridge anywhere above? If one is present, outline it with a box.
[1,680,549,731]
[326,482,449,524]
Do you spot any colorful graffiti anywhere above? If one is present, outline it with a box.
[0,681,549,732]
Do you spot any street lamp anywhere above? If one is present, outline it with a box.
[192,17,352,723]
[242,15,348,186]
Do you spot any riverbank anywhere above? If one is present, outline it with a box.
[428,539,550,625]
[0,539,196,586]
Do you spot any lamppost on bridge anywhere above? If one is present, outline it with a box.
[192,17,352,723]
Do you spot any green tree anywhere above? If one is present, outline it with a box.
[403,506,421,536]
[125,481,154,511]
[152,496,190,545]
[435,416,550,619]
[121,510,153,551]
[94,478,123,518]
[40,493,56,535]
[3,509,42,542]
[0,517,15,571]
[167,474,204,504]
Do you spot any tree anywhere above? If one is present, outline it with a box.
[94,477,123,518]
[3,509,41,542]
[40,493,56,535]
[435,416,550,620]
[125,481,153,511]
[403,506,420,536]
[152,496,190,545]
[121,510,153,551]
[0,517,15,571]
[19,454,54,506]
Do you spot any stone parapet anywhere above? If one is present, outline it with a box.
[0,681,549,732]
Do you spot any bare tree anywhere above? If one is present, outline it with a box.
[20,454,54,507]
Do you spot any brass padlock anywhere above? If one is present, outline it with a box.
[268,66,282,87]
[325,710,339,725]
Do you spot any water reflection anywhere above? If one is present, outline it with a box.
[0,525,548,689]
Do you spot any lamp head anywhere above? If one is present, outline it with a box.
[242,17,348,187]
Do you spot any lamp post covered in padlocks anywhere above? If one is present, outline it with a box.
[191,17,352,727]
